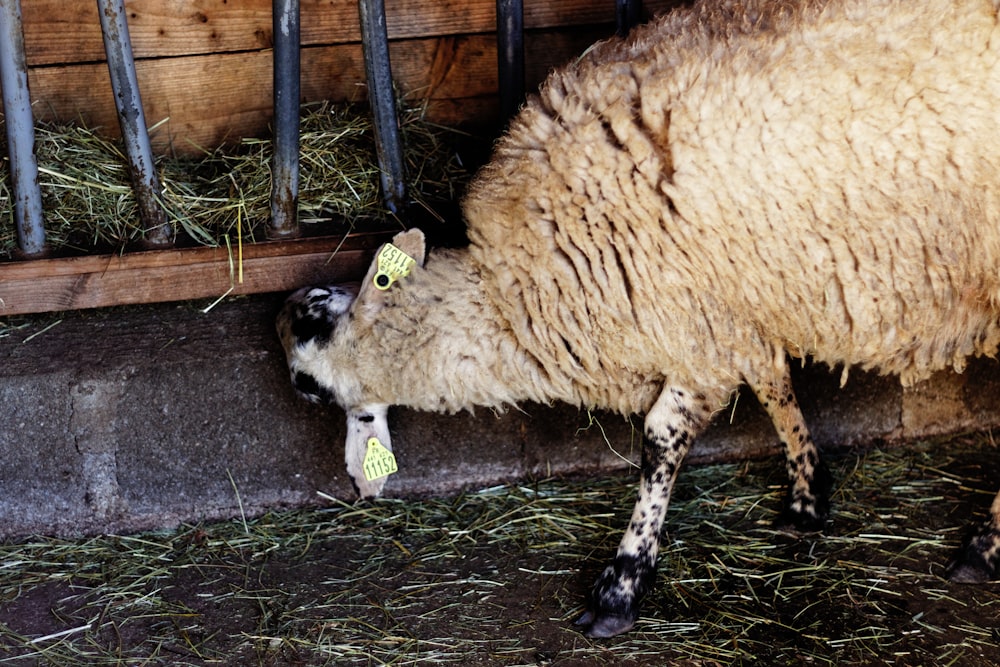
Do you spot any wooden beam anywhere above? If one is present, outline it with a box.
[0,232,392,315]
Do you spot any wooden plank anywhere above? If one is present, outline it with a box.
[22,0,682,66]
[0,233,392,315]
[27,30,604,154]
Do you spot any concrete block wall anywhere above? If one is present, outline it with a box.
[2,295,1000,539]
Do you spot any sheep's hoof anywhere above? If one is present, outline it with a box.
[776,463,832,532]
[574,608,638,638]
[776,501,828,533]
[946,523,1000,584]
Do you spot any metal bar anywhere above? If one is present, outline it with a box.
[0,0,45,256]
[358,0,406,215]
[269,0,301,238]
[496,0,524,125]
[97,0,172,247]
[616,0,643,37]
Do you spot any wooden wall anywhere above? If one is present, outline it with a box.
[22,0,681,155]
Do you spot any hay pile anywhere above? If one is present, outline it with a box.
[0,102,469,258]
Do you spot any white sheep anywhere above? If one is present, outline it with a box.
[277,0,1000,638]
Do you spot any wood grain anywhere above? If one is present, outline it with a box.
[0,233,392,315]
[22,0,679,65]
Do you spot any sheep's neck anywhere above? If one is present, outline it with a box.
[359,250,558,413]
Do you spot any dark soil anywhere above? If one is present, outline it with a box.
[1,436,999,666]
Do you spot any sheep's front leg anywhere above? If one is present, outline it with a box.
[576,386,716,638]
[752,369,831,532]
[947,486,1000,583]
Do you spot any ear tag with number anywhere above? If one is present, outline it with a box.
[362,437,398,482]
[373,243,416,291]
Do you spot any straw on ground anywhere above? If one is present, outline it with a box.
[0,433,998,665]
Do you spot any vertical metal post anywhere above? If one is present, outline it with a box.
[0,0,45,256]
[358,0,406,215]
[496,0,524,125]
[270,0,301,238]
[616,0,643,37]
[97,0,172,247]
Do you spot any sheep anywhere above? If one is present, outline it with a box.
[276,0,1000,638]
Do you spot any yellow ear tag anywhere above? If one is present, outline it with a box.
[362,437,398,482]
[373,243,416,291]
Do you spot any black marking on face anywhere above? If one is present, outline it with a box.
[292,371,335,405]
[289,290,337,346]
[283,285,357,348]
[358,414,375,423]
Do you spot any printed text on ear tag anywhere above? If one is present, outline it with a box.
[363,437,398,481]
[373,243,416,290]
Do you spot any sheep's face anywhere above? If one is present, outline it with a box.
[276,229,427,499]
[276,283,359,407]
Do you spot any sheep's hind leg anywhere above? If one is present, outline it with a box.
[576,386,717,638]
[947,486,1000,583]
[752,368,831,532]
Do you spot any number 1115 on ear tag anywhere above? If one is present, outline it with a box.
[363,437,398,482]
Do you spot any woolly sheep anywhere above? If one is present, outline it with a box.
[277,0,1000,638]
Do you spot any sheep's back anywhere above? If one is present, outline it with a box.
[463,0,1000,410]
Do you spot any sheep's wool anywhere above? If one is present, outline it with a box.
[464,0,1000,413]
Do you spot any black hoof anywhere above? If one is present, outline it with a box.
[575,608,638,638]
[776,501,828,532]
[946,523,1000,584]
[776,461,832,532]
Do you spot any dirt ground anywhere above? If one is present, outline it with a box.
[1,435,999,666]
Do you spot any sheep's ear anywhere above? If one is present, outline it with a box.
[344,405,395,499]
[351,229,426,324]
[387,228,426,266]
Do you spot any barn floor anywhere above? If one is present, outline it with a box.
[1,433,999,666]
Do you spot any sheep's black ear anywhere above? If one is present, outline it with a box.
[352,229,426,324]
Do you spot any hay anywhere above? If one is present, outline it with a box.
[0,102,469,258]
[1,433,999,665]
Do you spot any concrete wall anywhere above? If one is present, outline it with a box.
[3,294,1000,539]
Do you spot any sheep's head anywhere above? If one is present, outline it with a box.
[276,283,358,405]
[276,229,426,498]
